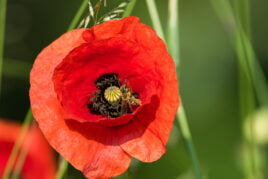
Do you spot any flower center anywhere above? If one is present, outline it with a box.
[88,73,141,118]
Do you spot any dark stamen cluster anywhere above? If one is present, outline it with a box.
[88,73,125,118]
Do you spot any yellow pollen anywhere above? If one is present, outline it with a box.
[104,86,122,103]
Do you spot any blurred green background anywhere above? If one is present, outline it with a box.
[1,0,268,178]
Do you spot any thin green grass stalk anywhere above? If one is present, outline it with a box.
[166,0,202,178]
[67,0,88,31]
[10,125,33,179]
[234,0,261,177]
[145,0,165,41]
[56,157,69,179]
[0,1,34,178]
[235,0,251,37]
[238,30,268,105]
[167,0,179,68]
[2,1,90,178]
[122,0,137,18]
[211,0,262,178]
[3,58,31,79]
[0,0,7,95]
[176,106,202,179]
[237,33,259,179]
[2,110,33,179]
[210,0,268,106]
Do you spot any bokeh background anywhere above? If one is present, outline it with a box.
[1,0,268,178]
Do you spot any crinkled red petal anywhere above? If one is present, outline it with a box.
[65,119,131,179]
[30,16,179,178]
[52,36,159,126]
[30,29,131,178]
[82,17,179,162]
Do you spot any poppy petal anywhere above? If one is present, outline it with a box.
[64,119,132,178]
[30,29,131,178]
[82,16,140,42]
[30,16,180,178]
[0,120,56,179]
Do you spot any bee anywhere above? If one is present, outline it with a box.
[104,84,141,115]
[120,84,141,115]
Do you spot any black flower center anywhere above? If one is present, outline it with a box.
[88,73,141,118]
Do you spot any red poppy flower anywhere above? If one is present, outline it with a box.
[0,119,56,179]
[30,16,179,178]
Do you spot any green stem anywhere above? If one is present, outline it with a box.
[166,0,202,178]
[234,0,261,178]
[2,0,90,178]
[145,0,165,41]
[56,157,69,179]
[0,0,7,95]
[3,58,31,79]
[176,106,202,179]
[122,0,137,18]
[2,110,33,179]
[10,125,33,179]
[210,0,268,106]
[67,0,88,31]
[167,0,179,68]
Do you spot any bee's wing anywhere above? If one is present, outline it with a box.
[121,100,132,115]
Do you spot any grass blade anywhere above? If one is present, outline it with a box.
[0,0,7,95]
[2,110,33,179]
[145,0,165,41]
[123,0,137,18]
[210,0,264,178]
[56,157,68,179]
[2,0,90,177]
[67,0,88,31]
[165,0,202,178]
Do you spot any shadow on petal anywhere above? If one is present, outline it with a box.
[64,95,160,146]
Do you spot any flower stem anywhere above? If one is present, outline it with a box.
[10,125,33,179]
[67,0,88,31]
[210,0,264,178]
[234,1,261,178]
[2,0,90,178]
[0,0,7,95]
[210,0,268,105]
[176,105,202,179]
[145,0,165,41]
[167,0,202,178]
[56,157,69,179]
[147,0,202,178]
[2,109,33,179]
[167,0,179,68]
[122,0,137,18]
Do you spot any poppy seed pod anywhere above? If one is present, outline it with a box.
[30,16,179,179]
